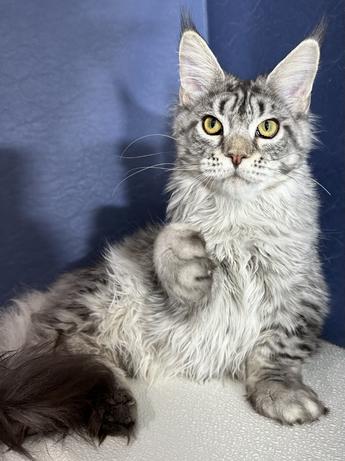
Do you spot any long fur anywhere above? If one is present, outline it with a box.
[0,345,135,459]
[0,21,329,456]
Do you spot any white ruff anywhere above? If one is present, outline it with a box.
[89,162,323,382]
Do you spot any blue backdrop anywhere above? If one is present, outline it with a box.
[0,1,344,346]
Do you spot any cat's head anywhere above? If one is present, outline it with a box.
[173,23,321,198]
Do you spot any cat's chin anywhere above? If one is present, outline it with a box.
[201,171,272,199]
[222,172,255,190]
[203,171,252,184]
[227,174,251,185]
[218,174,266,199]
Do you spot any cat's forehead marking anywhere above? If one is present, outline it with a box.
[258,100,265,117]
[212,80,278,124]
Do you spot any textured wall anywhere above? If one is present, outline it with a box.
[0,0,206,303]
[207,0,345,346]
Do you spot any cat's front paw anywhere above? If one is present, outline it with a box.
[247,381,328,425]
[154,223,214,304]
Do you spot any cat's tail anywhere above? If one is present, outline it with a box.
[0,344,136,459]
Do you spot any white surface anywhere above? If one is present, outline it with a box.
[4,342,345,461]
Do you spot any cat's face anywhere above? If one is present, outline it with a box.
[174,27,320,197]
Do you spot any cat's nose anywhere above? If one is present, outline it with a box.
[225,153,247,167]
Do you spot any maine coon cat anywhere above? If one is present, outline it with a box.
[0,20,328,458]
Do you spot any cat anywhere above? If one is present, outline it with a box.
[0,18,329,458]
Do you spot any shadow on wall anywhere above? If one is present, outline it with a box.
[0,88,176,303]
[81,136,174,266]
[67,86,176,270]
[0,148,60,306]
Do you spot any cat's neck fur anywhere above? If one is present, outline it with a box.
[167,161,319,259]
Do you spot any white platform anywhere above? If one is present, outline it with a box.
[4,342,345,461]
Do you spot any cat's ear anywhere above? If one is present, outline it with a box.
[179,30,224,105]
[267,38,320,113]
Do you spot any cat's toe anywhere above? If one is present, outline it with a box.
[248,382,328,425]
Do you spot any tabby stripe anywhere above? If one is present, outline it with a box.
[301,299,321,312]
[178,120,198,135]
[238,89,248,115]
[258,100,265,116]
[297,343,313,352]
[218,98,228,115]
[229,93,239,112]
[226,82,238,92]
[250,84,262,95]
[294,324,307,337]
[284,125,301,150]
[248,93,255,115]
[277,352,303,361]
[298,312,320,330]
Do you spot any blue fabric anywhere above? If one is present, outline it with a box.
[0,1,344,346]
[0,0,207,301]
[207,0,345,346]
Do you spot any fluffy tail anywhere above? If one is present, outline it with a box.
[0,345,136,459]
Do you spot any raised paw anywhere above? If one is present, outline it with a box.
[247,381,328,425]
[154,223,214,304]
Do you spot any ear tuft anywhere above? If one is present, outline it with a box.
[267,38,320,114]
[179,30,224,105]
[180,10,198,36]
[310,17,327,46]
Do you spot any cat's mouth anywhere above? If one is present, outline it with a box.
[225,169,252,184]
[228,174,251,184]
[201,168,253,185]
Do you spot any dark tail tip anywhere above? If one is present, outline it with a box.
[0,346,136,459]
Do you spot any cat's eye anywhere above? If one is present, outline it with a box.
[256,119,279,139]
[202,116,223,135]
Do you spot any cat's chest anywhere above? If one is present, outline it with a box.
[209,235,273,287]
[201,238,275,370]
[209,235,280,318]
[167,238,277,380]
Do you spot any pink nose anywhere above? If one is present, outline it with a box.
[227,153,246,167]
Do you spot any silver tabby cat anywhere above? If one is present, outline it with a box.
[0,21,328,456]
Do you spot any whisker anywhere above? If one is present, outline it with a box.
[120,134,177,158]
[185,172,213,196]
[125,162,176,172]
[112,163,200,197]
[294,172,332,196]
[121,150,175,159]
[264,165,332,196]
[112,166,171,197]
[125,162,199,174]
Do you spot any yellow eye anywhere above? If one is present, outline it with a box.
[256,119,280,139]
[202,116,223,135]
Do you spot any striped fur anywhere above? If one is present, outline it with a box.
[0,21,329,457]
